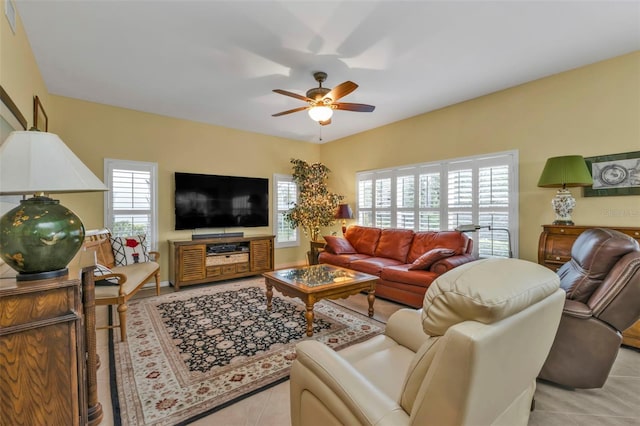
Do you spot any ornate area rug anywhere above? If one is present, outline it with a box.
[109,278,384,425]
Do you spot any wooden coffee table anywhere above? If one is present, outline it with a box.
[263,264,377,337]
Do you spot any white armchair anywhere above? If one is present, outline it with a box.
[290,258,565,426]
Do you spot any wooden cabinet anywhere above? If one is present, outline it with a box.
[169,235,274,290]
[0,262,102,426]
[538,224,640,349]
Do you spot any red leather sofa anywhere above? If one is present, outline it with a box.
[318,226,477,307]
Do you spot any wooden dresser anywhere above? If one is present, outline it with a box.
[0,259,102,425]
[538,224,640,349]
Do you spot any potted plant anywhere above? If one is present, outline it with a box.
[284,159,343,260]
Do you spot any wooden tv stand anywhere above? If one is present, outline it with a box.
[169,235,274,290]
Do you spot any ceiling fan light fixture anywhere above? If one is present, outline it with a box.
[308,105,333,122]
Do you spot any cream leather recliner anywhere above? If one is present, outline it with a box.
[290,258,565,426]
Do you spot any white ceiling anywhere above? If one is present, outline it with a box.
[15,1,640,144]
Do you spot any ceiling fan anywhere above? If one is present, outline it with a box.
[272,72,375,126]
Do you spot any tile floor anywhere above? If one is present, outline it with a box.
[95,285,640,425]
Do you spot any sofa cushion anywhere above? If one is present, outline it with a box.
[94,261,160,298]
[318,252,369,268]
[375,229,415,263]
[381,265,439,287]
[345,226,381,257]
[323,236,357,254]
[111,235,150,266]
[407,231,470,263]
[350,257,403,276]
[408,248,455,270]
[422,258,560,336]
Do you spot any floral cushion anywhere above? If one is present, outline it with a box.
[323,236,357,254]
[408,248,455,270]
[94,263,119,286]
[111,235,150,266]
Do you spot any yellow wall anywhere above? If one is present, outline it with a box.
[322,51,640,261]
[50,96,320,277]
[2,2,639,275]
[0,0,49,127]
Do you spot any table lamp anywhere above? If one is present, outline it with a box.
[537,155,593,225]
[0,131,107,281]
[334,203,353,235]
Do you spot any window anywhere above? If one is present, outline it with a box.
[356,151,518,258]
[274,174,299,248]
[104,159,158,249]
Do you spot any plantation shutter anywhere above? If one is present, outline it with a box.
[396,174,415,229]
[274,174,299,248]
[355,150,518,257]
[477,164,511,257]
[104,159,158,249]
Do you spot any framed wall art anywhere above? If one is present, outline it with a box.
[0,85,27,135]
[32,95,48,131]
[583,151,640,197]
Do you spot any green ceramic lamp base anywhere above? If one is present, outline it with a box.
[16,268,69,281]
[0,196,85,281]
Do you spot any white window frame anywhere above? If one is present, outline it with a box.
[355,150,519,258]
[104,159,158,250]
[273,173,299,249]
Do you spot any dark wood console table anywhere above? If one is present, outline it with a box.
[538,224,640,349]
[0,255,102,425]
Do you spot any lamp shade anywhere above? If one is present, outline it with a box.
[0,131,107,195]
[334,204,353,219]
[537,155,593,188]
[308,106,333,122]
[0,130,107,281]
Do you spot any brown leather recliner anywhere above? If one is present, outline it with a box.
[539,228,640,389]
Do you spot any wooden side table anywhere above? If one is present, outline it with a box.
[538,224,640,349]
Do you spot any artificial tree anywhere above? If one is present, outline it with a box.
[284,158,343,242]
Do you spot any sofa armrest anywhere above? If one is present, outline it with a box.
[562,299,593,319]
[291,340,409,426]
[430,254,477,275]
[93,272,129,295]
[385,308,429,352]
[149,250,160,261]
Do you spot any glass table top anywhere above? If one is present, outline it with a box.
[268,264,373,288]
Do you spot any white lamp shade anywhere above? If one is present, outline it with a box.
[308,106,333,122]
[0,131,107,195]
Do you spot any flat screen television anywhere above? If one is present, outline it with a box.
[174,172,269,230]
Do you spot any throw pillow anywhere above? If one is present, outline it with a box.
[408,248,456,270]
[94,264,119,286]
[323,235,357,255]
[111,235,150,266]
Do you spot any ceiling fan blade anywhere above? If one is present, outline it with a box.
[272,106,309,117]
[319,118,331,126]
[273,89,314,102]
[334,102,375,112]
[323,81,358,102]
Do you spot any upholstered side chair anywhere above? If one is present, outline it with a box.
[290,258,565,426]
[83,229,160,342]
[539,228,640,389]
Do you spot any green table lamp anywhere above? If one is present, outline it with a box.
[537,155,593,225]
[0,131,107,281]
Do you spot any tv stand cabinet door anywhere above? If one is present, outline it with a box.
[250,238,273,272]
[177,245,206,286]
